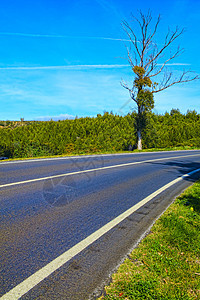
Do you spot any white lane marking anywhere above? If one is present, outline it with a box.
[0,150,199,165]
[1,167,200,300]
[0,153,200,189]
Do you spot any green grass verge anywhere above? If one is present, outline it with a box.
[0,150,129,161]
[1,146,200,162]
[99,180,200,300]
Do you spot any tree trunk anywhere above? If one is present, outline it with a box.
[137,130,142,150]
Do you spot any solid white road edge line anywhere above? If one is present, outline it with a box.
[0,150,199,165]
[1,167,200,300]
[0,153,200,189]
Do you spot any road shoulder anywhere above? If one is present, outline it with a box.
[98,179,200,300]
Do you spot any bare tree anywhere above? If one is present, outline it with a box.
[121,10,199,150]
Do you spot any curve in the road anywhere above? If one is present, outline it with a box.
[1,167,200,300]
[1,153,200,189]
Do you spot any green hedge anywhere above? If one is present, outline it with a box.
[0,109,199,158]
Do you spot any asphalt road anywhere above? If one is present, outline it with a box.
[1,150,200,299]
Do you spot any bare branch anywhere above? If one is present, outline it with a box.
[147,14,161,43]
[125,45,135,67]
[152,71,199,93]
[141,14,161,64]
[122,11,161,68]
[120,80,136,102]
[147,46,184,77]
[122,20,141,61]
[144,27,185,69]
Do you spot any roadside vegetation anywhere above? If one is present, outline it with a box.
[99,180,200,300]
[0,109,200,159]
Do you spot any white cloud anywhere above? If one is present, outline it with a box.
[0,32,129,42]
[0,63,191,71]
[0,64,130,70]
[0,32,67,38]
[35,114,75,121]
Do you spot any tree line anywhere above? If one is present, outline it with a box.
[0,109,199,159]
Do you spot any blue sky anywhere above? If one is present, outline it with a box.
[0,0,199,120]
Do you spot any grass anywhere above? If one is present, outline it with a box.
[99,180,200,300]
[0,150,129,161]
[1,146,200,162]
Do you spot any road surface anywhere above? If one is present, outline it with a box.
[1,150,200,299]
